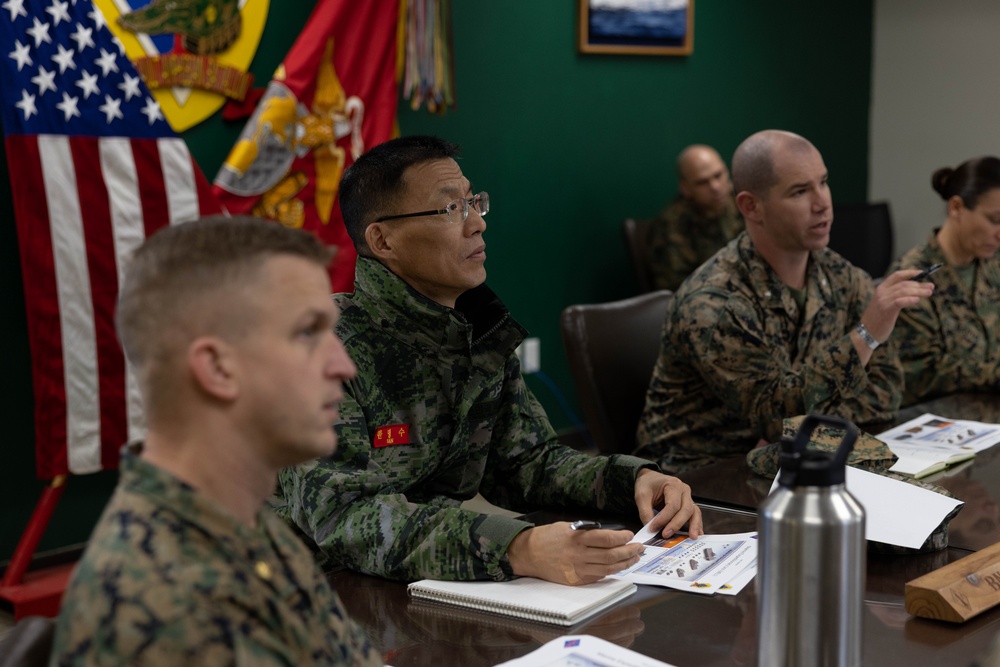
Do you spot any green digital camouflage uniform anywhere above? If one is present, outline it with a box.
[647,196,744,291]
[636,232,904,472]
[888,230,1000,406]
[275,258,655,582]
[51,444,379,667]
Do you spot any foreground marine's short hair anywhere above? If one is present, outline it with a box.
[116,215,332,400]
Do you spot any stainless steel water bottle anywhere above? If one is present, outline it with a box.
[757,414,866,667]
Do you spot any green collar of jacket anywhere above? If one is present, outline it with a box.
[341,257,527,366]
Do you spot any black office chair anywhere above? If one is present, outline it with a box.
[622,217,655,293]
[560,290,672,455]
[828,202,894,278]
[0,616,55,667]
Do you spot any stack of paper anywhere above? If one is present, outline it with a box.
[613,523,758,596]
[878,413,1000,479]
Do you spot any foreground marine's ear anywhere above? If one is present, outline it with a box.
[188,336,239,401]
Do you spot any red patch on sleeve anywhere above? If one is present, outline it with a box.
[373,424,411,447]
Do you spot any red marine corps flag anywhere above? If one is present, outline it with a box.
[213,0,399,292]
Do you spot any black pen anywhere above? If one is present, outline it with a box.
[913,263,942,281]
[570,520,602,531]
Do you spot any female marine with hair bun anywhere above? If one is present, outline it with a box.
[886,156,1000,405]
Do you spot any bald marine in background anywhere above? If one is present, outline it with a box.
[646,144,744,291]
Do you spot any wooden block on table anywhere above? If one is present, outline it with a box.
[905,541,1000,623]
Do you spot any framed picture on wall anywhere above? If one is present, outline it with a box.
[578,0,693,56]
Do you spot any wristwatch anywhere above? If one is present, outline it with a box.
[855,322,880,351]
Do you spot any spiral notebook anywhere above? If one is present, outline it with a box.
[406,576,637,626]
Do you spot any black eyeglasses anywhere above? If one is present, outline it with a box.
[375,192,489,225]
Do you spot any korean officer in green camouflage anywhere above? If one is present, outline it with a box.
[637,130,935,473]
[888,156,1000,405]
[51,218,380,666]
[647,144,744,291]
[275,136,702,586]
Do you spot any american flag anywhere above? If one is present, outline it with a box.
[0,0,221,478]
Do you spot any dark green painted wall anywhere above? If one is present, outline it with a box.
[1,1,873,563]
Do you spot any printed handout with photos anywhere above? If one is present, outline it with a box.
[495,634,677,667]
[612,520,758,595]
[878,413,1000,477]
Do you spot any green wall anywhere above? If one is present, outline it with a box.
[1,0,873,563]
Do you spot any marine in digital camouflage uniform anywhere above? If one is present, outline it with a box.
[647,196,744,291]
[635,130,937,474]
[636,231,904,471]
[646,144,744,292]
[275,135,702,585]
[51,445,379,667]
[275,257,657,581]
[888,231,1000,405]
[50,217,380,666]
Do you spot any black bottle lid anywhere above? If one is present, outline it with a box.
[777,414,859,488]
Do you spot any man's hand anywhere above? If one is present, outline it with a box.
[852,269,934,364]
[861,269,935,341]
[634,468,703,539]
[506,523,644,585]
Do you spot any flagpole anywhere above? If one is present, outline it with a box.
[0,475,68,588]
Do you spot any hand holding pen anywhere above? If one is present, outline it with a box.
[912,263,942,282]
[570,520,602,531]
[506,520,642,585]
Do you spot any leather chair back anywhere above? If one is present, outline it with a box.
[622,217,655,293]
[560,290,673,455]
[0,616,55,667]
[828,202,894,278]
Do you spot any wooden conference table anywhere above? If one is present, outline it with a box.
[331,507,999,666]
[329,392,1000,666]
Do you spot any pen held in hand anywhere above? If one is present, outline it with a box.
[570,520,602,531]
[913,263,942,282]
